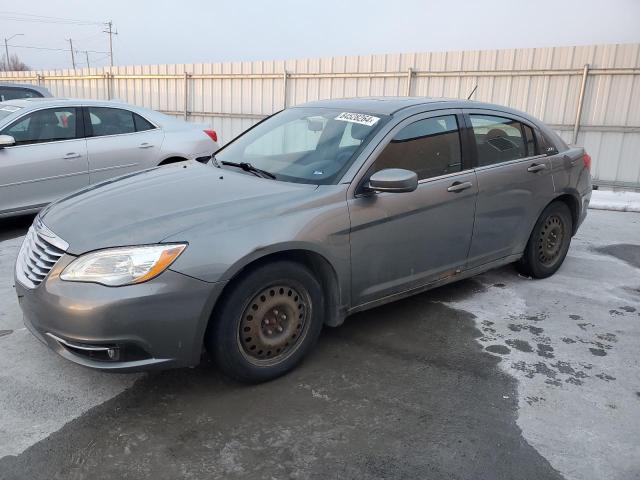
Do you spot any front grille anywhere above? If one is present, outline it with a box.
[16,224,66,288]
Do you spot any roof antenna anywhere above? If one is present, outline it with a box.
[467,85,478,100]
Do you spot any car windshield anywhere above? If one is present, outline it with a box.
[0,105,22,122]
[215,107,388,184]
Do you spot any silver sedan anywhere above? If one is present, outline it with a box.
[0,98,219,217]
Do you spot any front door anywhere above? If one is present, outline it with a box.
[464,110,555,268]
[0,106,88,215]
[348,111,477,307]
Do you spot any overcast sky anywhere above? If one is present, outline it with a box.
[2,0,639,70]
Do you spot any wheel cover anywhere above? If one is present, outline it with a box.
[537,214,565,266]
[237,284,311,366]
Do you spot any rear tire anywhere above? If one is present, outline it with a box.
[207,261,324,383]
[517,201,573,279]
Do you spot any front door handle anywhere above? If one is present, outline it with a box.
[527,163,547,173]
[63,152,81,159]
[139,143,154,149]
[447,181,473,193]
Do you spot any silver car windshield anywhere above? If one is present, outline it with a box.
[0,105,22,122]
[215,107,388,184]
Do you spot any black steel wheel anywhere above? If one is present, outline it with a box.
[517,201,573,279]
[537,214,565,266]
[237,283,311,366]
[207,261,324,383]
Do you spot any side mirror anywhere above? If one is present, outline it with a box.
[367,168,418,193]
[0,135,15,149]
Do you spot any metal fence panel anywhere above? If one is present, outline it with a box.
[1,43,639,188]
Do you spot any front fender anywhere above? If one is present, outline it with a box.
[164,187,351,308]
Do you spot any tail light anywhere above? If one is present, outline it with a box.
[583,152,592,171]
[204,129,218,143]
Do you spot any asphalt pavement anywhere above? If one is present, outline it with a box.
[0,209,638,480]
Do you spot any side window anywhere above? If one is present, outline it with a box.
[133,113,155,132]
[470,114,532,166]
[88,107,136,136]
[1,107,78,145]
[0,87,43,101]
[373,115,462,181]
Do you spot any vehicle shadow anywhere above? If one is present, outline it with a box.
[1,277,562,480]
[0,213,35,242]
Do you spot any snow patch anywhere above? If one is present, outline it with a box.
[589,189,640,212]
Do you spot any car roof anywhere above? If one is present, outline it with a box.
[0,82,52,96]
[0,97,200,130]
[296,97,452,115]
[296,96,537,120]
[0,98,141,109]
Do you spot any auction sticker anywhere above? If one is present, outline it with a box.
[335,112,380,126]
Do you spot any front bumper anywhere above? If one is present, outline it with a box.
[16,254,226,372]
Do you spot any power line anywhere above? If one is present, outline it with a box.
[0,11,104,26]
[0,11,116,68]
[0,10,103,21]
[90,53,112,63]
[6,43,108,54]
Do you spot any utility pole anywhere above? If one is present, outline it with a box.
[104,21,117,66]
[85,51,90,68]
[3,33,23,69]
[68,38,76,69]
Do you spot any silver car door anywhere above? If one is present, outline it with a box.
[0,106,88,215]
[348,110,478,307]
[463,109,555,268]
[85,107,164,183]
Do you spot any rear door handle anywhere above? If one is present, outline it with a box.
[139,143,154,149]
[527,163,547,173]
[447,181,473,193]
[63,152,81,159]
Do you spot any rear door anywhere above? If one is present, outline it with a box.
[464,109,555,268]
[0,106,88,215]
[348,110,478,306]
[84,106,164,183]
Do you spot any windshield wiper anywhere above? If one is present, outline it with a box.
[220,160,276,180]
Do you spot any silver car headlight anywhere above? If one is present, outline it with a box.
[60,244,187,286]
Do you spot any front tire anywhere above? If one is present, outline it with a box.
[517,201,573,279]
[207,261,324,383]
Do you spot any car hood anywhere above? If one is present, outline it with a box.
[40,162,317,254]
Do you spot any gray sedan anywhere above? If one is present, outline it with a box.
[15,97,592,383]
[0,98,219,217]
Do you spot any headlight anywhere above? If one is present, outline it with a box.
[60,244,187,286]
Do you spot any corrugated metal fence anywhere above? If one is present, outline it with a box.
[2,43,639,189]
